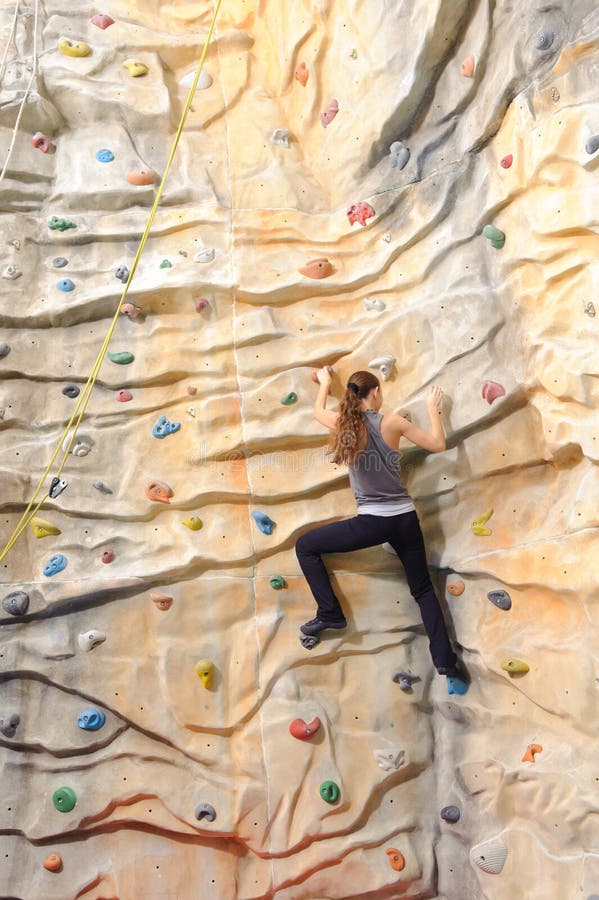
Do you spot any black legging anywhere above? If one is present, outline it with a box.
[295,510,457,671]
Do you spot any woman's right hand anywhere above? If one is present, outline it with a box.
[426,384,444,414]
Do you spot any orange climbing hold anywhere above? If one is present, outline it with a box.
[294,61,309,86]
[522,743,543,762]
[145,481,174,503]
[299,258,333,279]
[43,853,62,872]
[289,717,321,740]
[386,848,405,872]
[461,55,475,77]
[151,592,173,611]
[127,169,156,186]
[447,580,465,596]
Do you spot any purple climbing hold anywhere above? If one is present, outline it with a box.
[115,266,130,283]
[195,803,216,822]
[0,713,20,737]
[440,805,461,823]
[0,342,11,358]
[52,257,68,268]
[585,136,599,155]
[62,384,80,399]
[392,669,420,692]
[487,589,512,610]
[92,480,112,495]
[534,28,554,50]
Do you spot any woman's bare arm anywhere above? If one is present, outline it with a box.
[313,367,339,430]
[389,385,446,452]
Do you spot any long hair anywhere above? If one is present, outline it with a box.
[327,370,380,466]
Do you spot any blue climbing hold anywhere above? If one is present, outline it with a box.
[77,709,106,730]
[43,554,67,577]
[447,677,469,695]
[96,148,114,163]
[252,511,276,534]
[152,415,181,439]
[57,279,75,292]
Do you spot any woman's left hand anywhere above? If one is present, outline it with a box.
[315,366,332,390]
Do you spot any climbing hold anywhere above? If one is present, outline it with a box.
[487,589,511,610]
[123,59,148,77]
[441,805,461,823]
[281,392,297,405]
[58,38,91,57]
[2,590,30,616]
[30,131,50,152]
[447,677,469,695]
[482,224,505,249]
[179,69,213,90]
[182,516,202,531]
[195,803,216,822]
[145,481,174,503]
[195,298,209,312]
[48,217,76,231]
[460,55,475,77]
[584,301,596,317]
[521,743,542,763]
[0,342,10,358]
[187,406,196,417]
[392,669,420,692]
[43,554,67,577]
[289,717,321,740]
[52,257,68,268]
[500,154,513,169]
[43,853,62,872]
[101,550,114,564]
[2,264,21,280]
[471,507,493,536]
[115,389,132,402]
[550,87,560,102]
[294,62,309,86]
[389,141,410,169]
[470,839,508,874]
[57,278,75,292]
[62,434,93,456]
[311,365,334,384]
[120,302,142,318]
[30,517,61,539]
[482,381,505,404]
[78,630,106,652]
[92,480,113,494]
[368,355,395,381]
[49,477,68,500]
[63,381,80,397]
[0,713,20,737]
[194,248,215,263]
[96,148,114,163]
[269,576,286,590]
[386,848,405,872]
[90,12,114,29]
[374,749,404,771]
[585,136,599,155]
[382,232,391,242]
[52,787,77,813]
[320,99,339,127]
[364,297,386,312]
[195,659,214,688]
[115,265,129,283]
[152,415,181,439]
[300,635,320,650]
[501,658,529,676]
[271,128,291,148]
[151,592,173,611]
[534,28,555,51]
[447,580,465,596]
[319,781,340,804]
[252,511,276,534]
[159,259,172,268]
[107,351,134,364]
[77,709,106,730]
[126,169,156,186]
[347,201,375,226]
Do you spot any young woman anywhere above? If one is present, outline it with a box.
[295,367,467,683]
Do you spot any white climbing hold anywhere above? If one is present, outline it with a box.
[78,630,107,652]
[271,128,291,148]
[179,69,213,90]
[194,248,215,263]
[62,433,93,457]
[364,297,386,312]
[470,839,508,875]
[374,748,405,771]
[2,265,21,280]
[187,406,196,417]
[382,233,391,242]
[368,355,396,381]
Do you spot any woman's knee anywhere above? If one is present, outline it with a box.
[295,532,313,559]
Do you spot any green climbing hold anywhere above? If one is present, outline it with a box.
[48,217,76,231]
[107,351,134,365]
[281,392,298,405]
[269,576,286,590]
[52,786,77,812]
[159,259,172,268]
[482,224,505,249]
[319,781,340,804]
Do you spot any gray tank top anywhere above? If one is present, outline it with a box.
[347,411,413,510]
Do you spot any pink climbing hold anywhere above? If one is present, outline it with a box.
[115,389,132,402]
[482,380,506,404]
[460,55,475,77]
[187,385,198,395]
[299,258,333,279]
[127,169,156,186]
[320,99,339,128]
[120,303,142,318]
[500,154,513,169]
[30,132,50,153]
[101,549,114,564]
[289,717,321,741]
[195,298,209,312]
[90,13,114,29]
[347,202,375,227]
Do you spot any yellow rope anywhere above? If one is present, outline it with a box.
[0,0,223,562]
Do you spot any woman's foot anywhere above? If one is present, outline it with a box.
[437,659,470,683]
[300,616,347,636]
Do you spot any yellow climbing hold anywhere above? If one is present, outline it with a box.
[58,38,91,58]
[182,516,203,531]
[501,658,529,676]
[30,517,61,539]
[471,507,493,536]
[195,659,214,688]
[123,59,148,77]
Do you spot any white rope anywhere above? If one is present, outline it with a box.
[0,0,39,189]
[0,0,20,82]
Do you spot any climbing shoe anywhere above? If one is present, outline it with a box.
[300,616,347,636]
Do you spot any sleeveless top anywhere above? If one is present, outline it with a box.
[347,410,415,516]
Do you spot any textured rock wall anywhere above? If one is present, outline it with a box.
[1,1,598,898]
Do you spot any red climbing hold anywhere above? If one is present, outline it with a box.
[120,303,142,318]
[482,380,506,404]
[115,389,132,402]
[187,385,198,395]
[500,154,513,169]
[195,298,209,312]
[347,202,375,227]
[101,549,114,564]
[30,132,50,152]
[289,717,321,740]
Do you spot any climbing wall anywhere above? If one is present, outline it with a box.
[1,1,598,898]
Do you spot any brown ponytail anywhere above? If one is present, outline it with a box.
[327,370,380,465]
